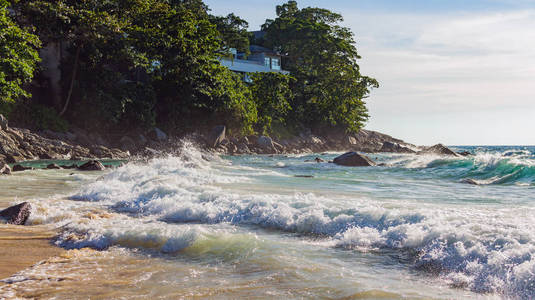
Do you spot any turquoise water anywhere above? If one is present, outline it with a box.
[1,144,534,299]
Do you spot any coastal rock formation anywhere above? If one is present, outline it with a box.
[12,164,33,172]
[46,163,62,169]
[0,202,31,225]
[78,160,106,171]
[418,144,459,156]
[333,152,376,167]
[0,114,8,131]
[207,125,226,147]
[257,136,276,153]
[379,141,415,153]
[149,128,168,142]
[0,163,11,175]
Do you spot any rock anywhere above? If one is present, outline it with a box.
[256,136,276,152]
[457,151,471,157]
[60,164,77,169]
[206,125,226,148]
[138,134,148,145]
[119,136,136,151]
[0,202,31,225]
[0,163,11,175]
[149,127,168,142]
[379,141,415,154]
[418,144,459,156]
[305,157,325,163]
[78,160,106,171]
[347,136,357,145]
[294,175,314,178]
[333,152,376,167]
[46,163,62,169]
[12,164,33,172]
[461,178,479,185]
[0,114,8,131]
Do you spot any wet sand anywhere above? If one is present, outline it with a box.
[0,224,63,280]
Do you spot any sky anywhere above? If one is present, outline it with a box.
[204,0,535,145]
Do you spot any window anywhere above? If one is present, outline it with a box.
[271,58,281,70]
[264,57,270,67]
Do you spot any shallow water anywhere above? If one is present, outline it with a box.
[1,143,534,299]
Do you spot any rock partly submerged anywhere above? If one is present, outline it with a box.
[333,152,376,167]
[78,160,106,171]
[418,144,459,157]
[1,163,11,175]
[0,202,31,225]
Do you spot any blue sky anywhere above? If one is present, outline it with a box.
[205,0,535,145]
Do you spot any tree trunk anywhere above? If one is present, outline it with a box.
[59,45,81,117]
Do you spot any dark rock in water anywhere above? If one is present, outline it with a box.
[0,202,31,225]
[418,144,459,156]
[379,141,415,153]
[12,164,33,172]
[457,151,471,156]
[78,160,105,171]
[461,178,479,185]
[1,163,11,175]
[60,164,77,169]
[206,125,226,148]
[333,152,376,167]
[294,175,314,178]
[148,127,168,142]
[46,163,62,169]
[305,157,325,163]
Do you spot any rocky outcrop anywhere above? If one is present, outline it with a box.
[46,163,62,169]
[256,136,276,153]
[418,144,459,156]
[206,125,226,148]
[333,152,376,167]
[0,202,31,225]
[78,160,106,171]
[0,114,8,131]
[12,164,33,172]
[148,128,168,142]
[0,163,11,175]
[379,141,415,154]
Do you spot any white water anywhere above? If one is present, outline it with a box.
[2,143,534,299]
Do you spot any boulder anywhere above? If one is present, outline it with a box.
[46,163,62,169]
[379,141,415,154]
[0,114,7,131]
[333,152,376,167]
[60,164,77,169]
[206,125,226,148]
[148,127,168,142]
[457,151,471,157]
[0,202,31,225]
[305,157,325,163]
[12,164,33,172]
[257,136,276,151]
[78,160,106,171]
[119,136,136,151]
[347,136,357,145]
[418,144,459,156]
[0,163,11,175]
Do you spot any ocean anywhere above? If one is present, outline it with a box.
[1,143,534,299]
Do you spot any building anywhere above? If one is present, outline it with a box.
[219,45,289,82]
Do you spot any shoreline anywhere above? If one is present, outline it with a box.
[0,224,64,281]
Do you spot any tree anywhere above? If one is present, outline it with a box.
[0,0,40,109]
[261,1,378,133]
[210,13,250,56]
[250,72,293,134]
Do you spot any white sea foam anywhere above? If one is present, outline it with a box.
[39,144,535,298]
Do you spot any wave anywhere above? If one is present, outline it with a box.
[387,148,535,186]
[41,143,534,298]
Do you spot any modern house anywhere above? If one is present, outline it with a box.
[219,44,289,82]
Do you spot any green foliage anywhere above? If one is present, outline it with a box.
[0,0,40,104]
[262,1,378,133]
[210,13,251,55]
[250,72,293,134]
